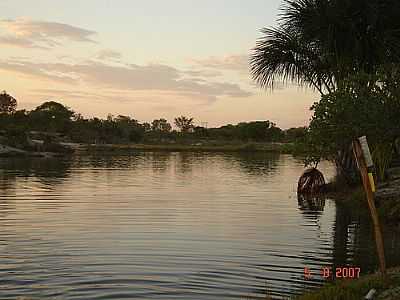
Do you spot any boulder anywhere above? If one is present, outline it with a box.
[376,178,400,200]
[386,167,400,180]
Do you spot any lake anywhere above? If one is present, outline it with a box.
[0,152,399,299]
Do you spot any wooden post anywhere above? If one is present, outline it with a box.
[352,138,386,276]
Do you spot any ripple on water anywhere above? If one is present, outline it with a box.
[1,153,400,299]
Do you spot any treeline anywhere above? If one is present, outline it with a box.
[0,92,306,148]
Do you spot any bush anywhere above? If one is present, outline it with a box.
[4,128,29,149]
[305,72,400,176]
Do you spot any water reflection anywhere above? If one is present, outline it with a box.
[0,157,72,185]
[297,194,326,215]
[298,190,400,284]
[0,153,399,300]
[148,152,171,173]
[227,152,279,177]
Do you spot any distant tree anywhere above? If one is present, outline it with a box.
[73,113,84,121]
[151,118,172,133]
[174,116,194,133]
[237,121,275,142]
[142,122,151,132]
[107,114,114,122]
[29,101,75,133]
[113,115,144,143]
[267,123,284,142]
[33,101,75,120]
[193,126,208,138]
[285,127,307,142]
[0,91,17,114]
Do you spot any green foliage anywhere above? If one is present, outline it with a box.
[0,91,17,114]
[0,98,291,148]
[251,0,400,179]
[284,127,307,142]
[305,72,400,173]
[70,115,145,144]
[372,143,394,181]
[29,101,75,133]
[206,121,284,143]
[251,0,400,94]
[3,127,29,148]
[151,119,172,133]
[236,121,284,142]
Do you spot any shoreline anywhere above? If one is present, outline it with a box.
[0,142,295,156]
[81,142,293,153]
[295,267,400,300]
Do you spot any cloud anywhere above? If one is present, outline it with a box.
[30,88,109,101]
[0,18,97,48]
[191,54,249,72]
[184,69,222,78]
[0,59,252,101]
[0,35,43,49]
[96,49,122,61]
[0,60,76,84]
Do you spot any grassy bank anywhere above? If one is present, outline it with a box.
[295,268,400,300]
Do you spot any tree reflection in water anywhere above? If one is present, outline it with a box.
[298,191,400,276]
[297,194,326,216]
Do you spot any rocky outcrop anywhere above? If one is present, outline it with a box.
[387,167,400,181]
[0,143,69,158]
[376,167,400,200]
[0,144,27,156]
[377,286,400,300]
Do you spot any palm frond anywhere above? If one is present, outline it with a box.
[250,27,333,94]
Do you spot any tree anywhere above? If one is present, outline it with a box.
[285,127,307,142]
[174,116,194,133]
[307,72,400,180]
[29,101,75,133]
[111,115,144,143]
[250,0,400,180]
[151,119,172,133]
[250,0,400,94]
[237,121,272,142]
[33,101,75,120]
[0,91,17,114]
[142,122,151,132]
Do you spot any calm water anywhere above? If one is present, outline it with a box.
[0,152,399,300]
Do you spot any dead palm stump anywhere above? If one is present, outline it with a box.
[297,168,326,194]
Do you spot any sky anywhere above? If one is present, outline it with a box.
[0,0,318,129]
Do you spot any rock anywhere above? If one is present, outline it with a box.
[377,286,400,299]
[387,167,400,180]
[0,144,27,157]
[376,178,400,200]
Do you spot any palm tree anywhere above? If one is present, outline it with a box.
[250,0,400,94]
[251,0,400,182]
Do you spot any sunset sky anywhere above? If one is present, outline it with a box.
[0,0,318,128]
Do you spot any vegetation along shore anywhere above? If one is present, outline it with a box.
[0,91,305,156]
